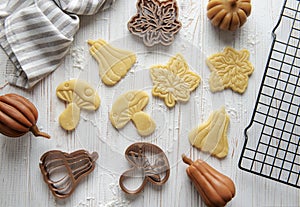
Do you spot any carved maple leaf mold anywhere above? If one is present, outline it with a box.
[128,0,182,47]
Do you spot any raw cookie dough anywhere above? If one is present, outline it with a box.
[206,47,254,94]
[56,79,100,131]
[110,90,156,136]
[189,106,230,158]
[88,39,136,86]
[150,54,201,108]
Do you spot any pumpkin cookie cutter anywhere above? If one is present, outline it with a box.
[39,149,98,199]
[119,142,170,194]
[127,0,182,47]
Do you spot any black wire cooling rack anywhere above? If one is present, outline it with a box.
[238,0,300,188]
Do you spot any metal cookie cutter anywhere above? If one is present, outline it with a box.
[119,142,170,194]
[39,149,98,199]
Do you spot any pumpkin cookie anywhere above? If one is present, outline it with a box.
[150,54,201,108]
[206,47,254,93]
[189,107,230,159]
[88,39,136,86]
[207,0,252,31]
[128,0,182,46]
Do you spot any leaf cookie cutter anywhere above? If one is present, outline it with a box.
[119,142,170,194]
[128,0,182,47]
[39,149,98,199]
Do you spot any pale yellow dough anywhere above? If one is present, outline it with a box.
[110,90,156,137]
[150,54,201,108]
[206,47,254,94]
[56,79,100,131]
[189,107,230,158]
[88,39,136,86]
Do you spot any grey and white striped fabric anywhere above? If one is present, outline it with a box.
[0,0,114,89]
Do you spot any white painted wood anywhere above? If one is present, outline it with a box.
[0,0,299,207]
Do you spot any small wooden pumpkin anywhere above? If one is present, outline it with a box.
[207,0,251,31]
[0,93,50,138]
[182,155,235,207]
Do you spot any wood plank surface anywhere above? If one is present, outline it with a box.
[0,0,299,206]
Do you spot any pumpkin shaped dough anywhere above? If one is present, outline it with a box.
[189,107,230,158]
[207,0,251,31]
[88,39,136,86]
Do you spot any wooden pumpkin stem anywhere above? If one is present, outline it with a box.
[182,154,193,165]
[90,152,99,161]
[228,0,237,8]
[30,125,51,139]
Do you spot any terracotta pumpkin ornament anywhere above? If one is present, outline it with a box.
[207,0,251,31]
[182,155,236,207]
[0,93,50,138]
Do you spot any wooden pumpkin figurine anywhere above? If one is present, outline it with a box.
[182,154,236,207]
[207,0,251,31]
[0,93,50,138]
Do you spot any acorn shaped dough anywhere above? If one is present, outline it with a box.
[207,0,251,31]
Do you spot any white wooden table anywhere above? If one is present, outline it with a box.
[0,0,299,206]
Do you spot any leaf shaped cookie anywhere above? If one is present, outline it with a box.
[206,47,254,93]
[150,54,201,108]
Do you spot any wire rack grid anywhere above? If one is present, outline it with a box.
[238,0,300,188]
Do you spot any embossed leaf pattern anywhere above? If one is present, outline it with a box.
[150,54,201,108]
[207,47,254,94]
[128,0,182,46]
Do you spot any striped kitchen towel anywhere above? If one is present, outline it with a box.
[0,0,114,89]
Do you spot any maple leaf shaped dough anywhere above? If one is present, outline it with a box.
[128,0,182,46]
[206,47,254,93]
[150,54,201,108]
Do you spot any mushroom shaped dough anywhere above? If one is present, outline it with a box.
[110,91,156,136]
[56,79,101,131]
